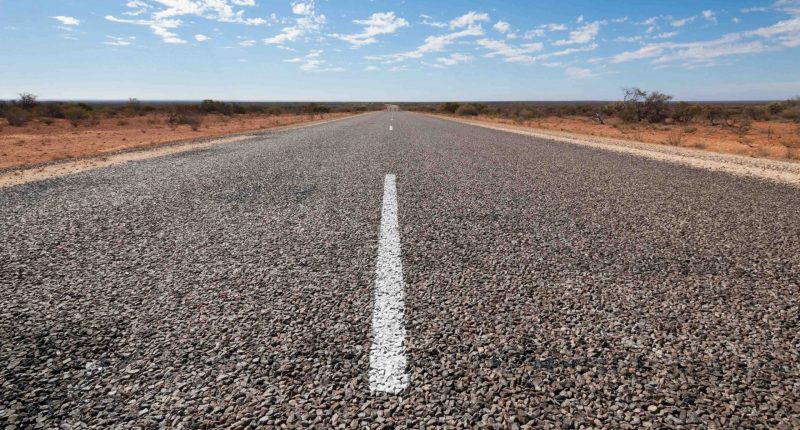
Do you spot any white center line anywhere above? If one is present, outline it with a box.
[389,125,393,131]
[369,174,409,394]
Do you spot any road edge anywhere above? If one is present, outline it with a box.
[421,113,800,187]
[0,112,372,188]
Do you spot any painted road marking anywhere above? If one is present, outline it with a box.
[369,174,409,394]
[389,125,394,131]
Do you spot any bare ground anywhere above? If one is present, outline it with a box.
[0,112,352,170]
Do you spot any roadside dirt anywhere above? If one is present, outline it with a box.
[452,114,800,162]
[430,113,800,187]
[0,112,351,170]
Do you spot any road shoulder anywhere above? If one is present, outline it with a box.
[423,113,800,187]
[0,113,366,188]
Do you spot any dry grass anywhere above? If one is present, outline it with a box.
[458,114,800,162]
[0,112,351,169]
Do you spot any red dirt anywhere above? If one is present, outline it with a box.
[0,113,351,169]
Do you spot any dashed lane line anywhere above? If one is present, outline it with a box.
[368,174,409,394]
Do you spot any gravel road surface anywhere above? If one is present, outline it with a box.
[1,112,798,428]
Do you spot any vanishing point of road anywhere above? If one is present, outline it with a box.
[1,112,798,428]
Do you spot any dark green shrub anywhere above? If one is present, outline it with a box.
[16,93,38,110]
[782,106,800,122]
[168,111,202,130]
[64,105,89,127]
[455,104,479,116]
[439,102,460,114]
[5,106,29,126]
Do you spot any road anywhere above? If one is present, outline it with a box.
[1,112,798,428]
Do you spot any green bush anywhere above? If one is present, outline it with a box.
[64,105,89,127]
[455,104,479,116]
[168,111,202,130]
[439,102,460,114]
[782,106,800,123]
[5,106,29,126]
[16,93,38,110]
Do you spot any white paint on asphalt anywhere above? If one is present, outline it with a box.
[389,125,394,131]
[369,174,409,394]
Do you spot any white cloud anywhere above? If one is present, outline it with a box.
[106,15,187,44]
[477,38,543,63]
[420,14,447,28]
[332,12,408,47]
[239,39,256,46]
[108,0,269,45]
[449,11,490,29]
[368,24,484,63]
[264,0,325,45]
[493,21,511,34]
[745,15,800,46]
[366,65,379,71]
[52,16,80,26]
[702,10,717,23]
[285,50,343,72]
[670,16,696,27]
[103,36,136,46]
[565,67,595,79]
[576,15,584,24]
[656,31,679,39]
[732,17,741,24]
[124,0,151,16]
[553,21,602,45]
[148,0,267,25]
[434,53,474,67]
[194,34,209,41]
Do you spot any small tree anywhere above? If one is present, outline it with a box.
[16,93,38,110]
[620,87,646,122]
[439,102,460,114]
[455,104,478,116]
[643,91,673,123]
[5,106,30,126]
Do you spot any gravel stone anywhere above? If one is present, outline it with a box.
[1,112,798,428]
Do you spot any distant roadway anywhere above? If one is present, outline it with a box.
[1,112,798,428]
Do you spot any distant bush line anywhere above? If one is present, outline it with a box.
[0,94,382,127]
[402,89,800,128]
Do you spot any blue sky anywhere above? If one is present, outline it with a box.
[1,0,800,101]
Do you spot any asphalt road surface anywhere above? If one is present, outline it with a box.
[1,112,798,429]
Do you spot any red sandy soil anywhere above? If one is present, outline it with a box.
[464,115,800,162]
[0,112,351,169]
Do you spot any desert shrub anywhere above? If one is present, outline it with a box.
[744,105,770,121]
[199,99,232,115]
[439,102,460,114]
[643,91,672,123]
[63,105,90,127]
[168,111,202,130]
[455,104,479,116]
[16,93,38,110]
[301,103,331,114]
[43,118,54,125]
[123,98,142,116]
[42,103,66,118]
[781,106,800,122]
[671,102,702,123]
[517,109,538,121]
[5,106,30,126]
[703,105,725,126]
[117,119,129,126]
[620,88,646,122]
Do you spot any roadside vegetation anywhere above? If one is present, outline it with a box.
[403,91,800,161]
[0,94,378,129]
[0,94,381,169]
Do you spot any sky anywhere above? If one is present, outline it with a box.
[1,0,800,101]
